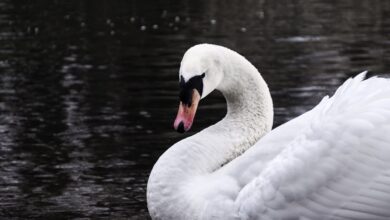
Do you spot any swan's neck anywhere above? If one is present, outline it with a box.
[147,46,273,219]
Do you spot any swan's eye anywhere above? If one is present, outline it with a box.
[179,74,204,105]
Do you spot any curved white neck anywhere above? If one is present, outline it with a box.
[147,46,273,219]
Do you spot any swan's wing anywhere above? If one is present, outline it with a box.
[235,73,390,219]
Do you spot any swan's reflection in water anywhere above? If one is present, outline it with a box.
[0,0,389,218]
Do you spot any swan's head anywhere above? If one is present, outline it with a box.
[173,44,224,133]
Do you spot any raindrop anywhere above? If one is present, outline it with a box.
[130,17,135,23]
[0,60,9,68]
[80,22,86,27]
[140,25,147,31]
[110,30,115,35]
[152,24,159,30]
[257,11,265,19]
[161,10,168,18]
[106,19,111,24]
[98,65,107,70]
[210,19,217,25]
[240,27,247,32]
[139,111,149,116]
[174,16,180,23]
[34,27,39,34]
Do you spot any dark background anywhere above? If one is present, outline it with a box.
[0,0,389,219]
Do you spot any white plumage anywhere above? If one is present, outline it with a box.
[147,44,390,220]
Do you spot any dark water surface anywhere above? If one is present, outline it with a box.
[0,0,389,219]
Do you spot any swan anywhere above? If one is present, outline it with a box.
[147,44,390,220]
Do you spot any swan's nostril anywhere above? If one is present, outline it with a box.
[177,122,185,133]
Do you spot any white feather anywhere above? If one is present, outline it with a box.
[147,44,390,220]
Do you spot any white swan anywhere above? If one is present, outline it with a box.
[147,44,390,220]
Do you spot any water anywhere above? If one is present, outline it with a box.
[0,0,389,219]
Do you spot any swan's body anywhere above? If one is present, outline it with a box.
[147,44,390,220]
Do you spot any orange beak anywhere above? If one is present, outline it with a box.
[173,89,201,133]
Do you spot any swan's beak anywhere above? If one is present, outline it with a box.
[173,89,200,133]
